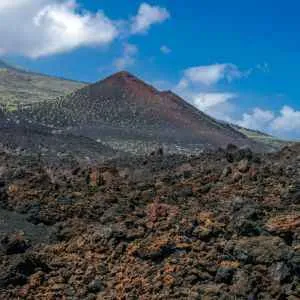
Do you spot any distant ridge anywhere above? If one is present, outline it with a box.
[0,59,14,69]
[0,59,86,107]
[0,59,86,83]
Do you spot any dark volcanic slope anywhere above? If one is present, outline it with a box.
[0,123,118,163]
[20,71,259,150]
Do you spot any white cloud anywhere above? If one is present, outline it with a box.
[271,106,300,133]
[178,63,243,88]
[236,108,275,130]
[131,3,170,34]
[113,43,138,70]
[160,45,171,54]
[0,0,118,58]
[233,106,300,139]
[192,92,236,111]
[174,63,241,120]
[174,64,241,120]
[174,79,238,121]
[174,63,298,139]
[0,1,171,58]
[190,93,300,139]
[191,92,238,121]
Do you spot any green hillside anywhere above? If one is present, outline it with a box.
[0,60,86,111]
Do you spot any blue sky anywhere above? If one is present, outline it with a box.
[1,0,299,139]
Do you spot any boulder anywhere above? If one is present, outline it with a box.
[231,236,293,265]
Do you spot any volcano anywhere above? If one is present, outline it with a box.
[20,71,262,153]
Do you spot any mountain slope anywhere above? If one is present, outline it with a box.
[0,121,119,163]
[0,60,12,69]
[19,71,263,152]
[0,60,86,109]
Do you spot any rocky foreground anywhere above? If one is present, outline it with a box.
[0,144,299,299]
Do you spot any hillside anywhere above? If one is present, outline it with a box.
[0,60,86,110]
[18,71,263,153]
[0,123,119,163]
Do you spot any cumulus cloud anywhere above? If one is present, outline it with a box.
[174,63,242,120]
[236,108,275,131]
[160,45,171,54]
[178,63,243,88]
[0,0,118,58]
[189,92,237,122]
[113,43,138,70]
[131,3,170,34]
[192,92,236,111]
[194,93,238,121]
[270,106,300,133]
[190,93,300,139]
[174,78,238,120]
[174,63,298,139]
[234,106,300,138]
[0,1,171,58]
